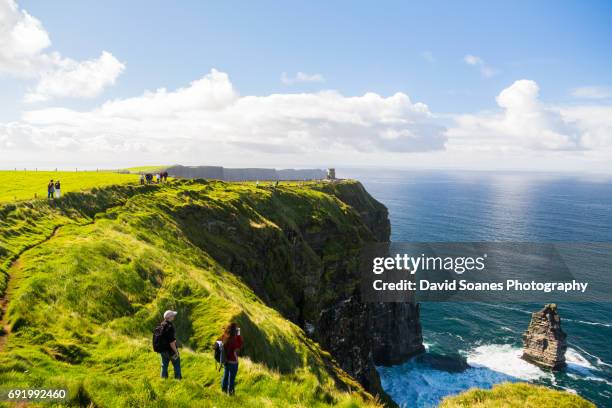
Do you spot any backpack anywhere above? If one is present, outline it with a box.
[152,321,168,352]
[214,340,226,371]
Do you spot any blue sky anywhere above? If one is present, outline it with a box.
[1,0,612,171]
[11,0,612,110]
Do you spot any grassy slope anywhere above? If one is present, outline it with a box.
[0,180,379,408]
[440,382,595,408]
[0,170,138,204]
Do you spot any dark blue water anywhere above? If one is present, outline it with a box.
[339,169,612,408]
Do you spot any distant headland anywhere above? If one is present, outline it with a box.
[123,165,330,181]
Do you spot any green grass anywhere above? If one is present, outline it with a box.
[0,180,381,407]
[440,382,595,408]
[0,170,139,204]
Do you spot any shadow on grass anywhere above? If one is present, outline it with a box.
[230,310,303,374]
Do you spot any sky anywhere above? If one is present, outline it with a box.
[1,0,612,172]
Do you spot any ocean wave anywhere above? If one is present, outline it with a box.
[378,344,548,408]
[378,360,517,408]
[476,302,532,315]
[564,318,612,328]
[566,347,596,375]
[570,344,612,369]
[467,344,549,380]
[378,343,608,408]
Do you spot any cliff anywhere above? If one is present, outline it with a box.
[0,179,421,406]
[522,304,567,370]
[311,181,424,387]
[164,165,327,181]
[162,179,423,400]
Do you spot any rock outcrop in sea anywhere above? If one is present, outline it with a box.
[522,303,567,370]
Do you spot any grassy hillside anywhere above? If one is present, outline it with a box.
[0,170,139,203]
[440,382,595,408]
[0,180,381,407]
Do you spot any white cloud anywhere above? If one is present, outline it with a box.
[2,72,611,172]
[95,69,236,118]
[281,71,325,85]
[24,51,125,102]
[422,51,435,63]
[464,55,482,66]
[446,79,604,152]
[570,86,612,100]
[558,105,612,149]
[7,69,443,164]
[464,54,497,78]
[0,0,52,76]
[0,0,122,100]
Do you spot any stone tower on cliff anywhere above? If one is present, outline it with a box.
[522,303,567,370]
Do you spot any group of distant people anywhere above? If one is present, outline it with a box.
[140,171,169,185]
[153,311,243,395]
[47,180,61,199]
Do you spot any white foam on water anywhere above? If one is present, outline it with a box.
[378,361,517,408]
[378,344,549,408]
[566,347,596,375]
[570,344,612,369]
[467,344,549,380]
[481,303,531,315]
[564,348,612,386]
[550,376,577,394]
[379,344,609,408]
[565,318,612,328]
[584,376,612,386]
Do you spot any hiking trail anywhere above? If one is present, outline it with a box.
[0,225,63,352]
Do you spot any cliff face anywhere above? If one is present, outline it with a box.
[169,179,423,401]
[0,180,388,407]
[0,179,421,403]
[522,304,567,370]
[312,182,424,394]
[165,165,327,181]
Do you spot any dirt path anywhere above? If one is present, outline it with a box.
[0,191,143,353]
[0,225,63,351]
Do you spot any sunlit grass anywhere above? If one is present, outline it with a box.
[440,382,595,408]
[0,170,138,203]
[0,179,379,407]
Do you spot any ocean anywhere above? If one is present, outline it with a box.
[339,169,612,408]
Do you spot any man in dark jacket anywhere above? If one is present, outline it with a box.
[159,310,182,379]
[47,180,55,199]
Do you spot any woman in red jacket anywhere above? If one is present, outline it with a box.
[221,322,243,395]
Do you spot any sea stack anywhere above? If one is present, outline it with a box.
[522,303,567,370]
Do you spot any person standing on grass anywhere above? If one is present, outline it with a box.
[54,180,61,198]
[155,310,182,379]
[220,322,243,395]
[47,180,55,199]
